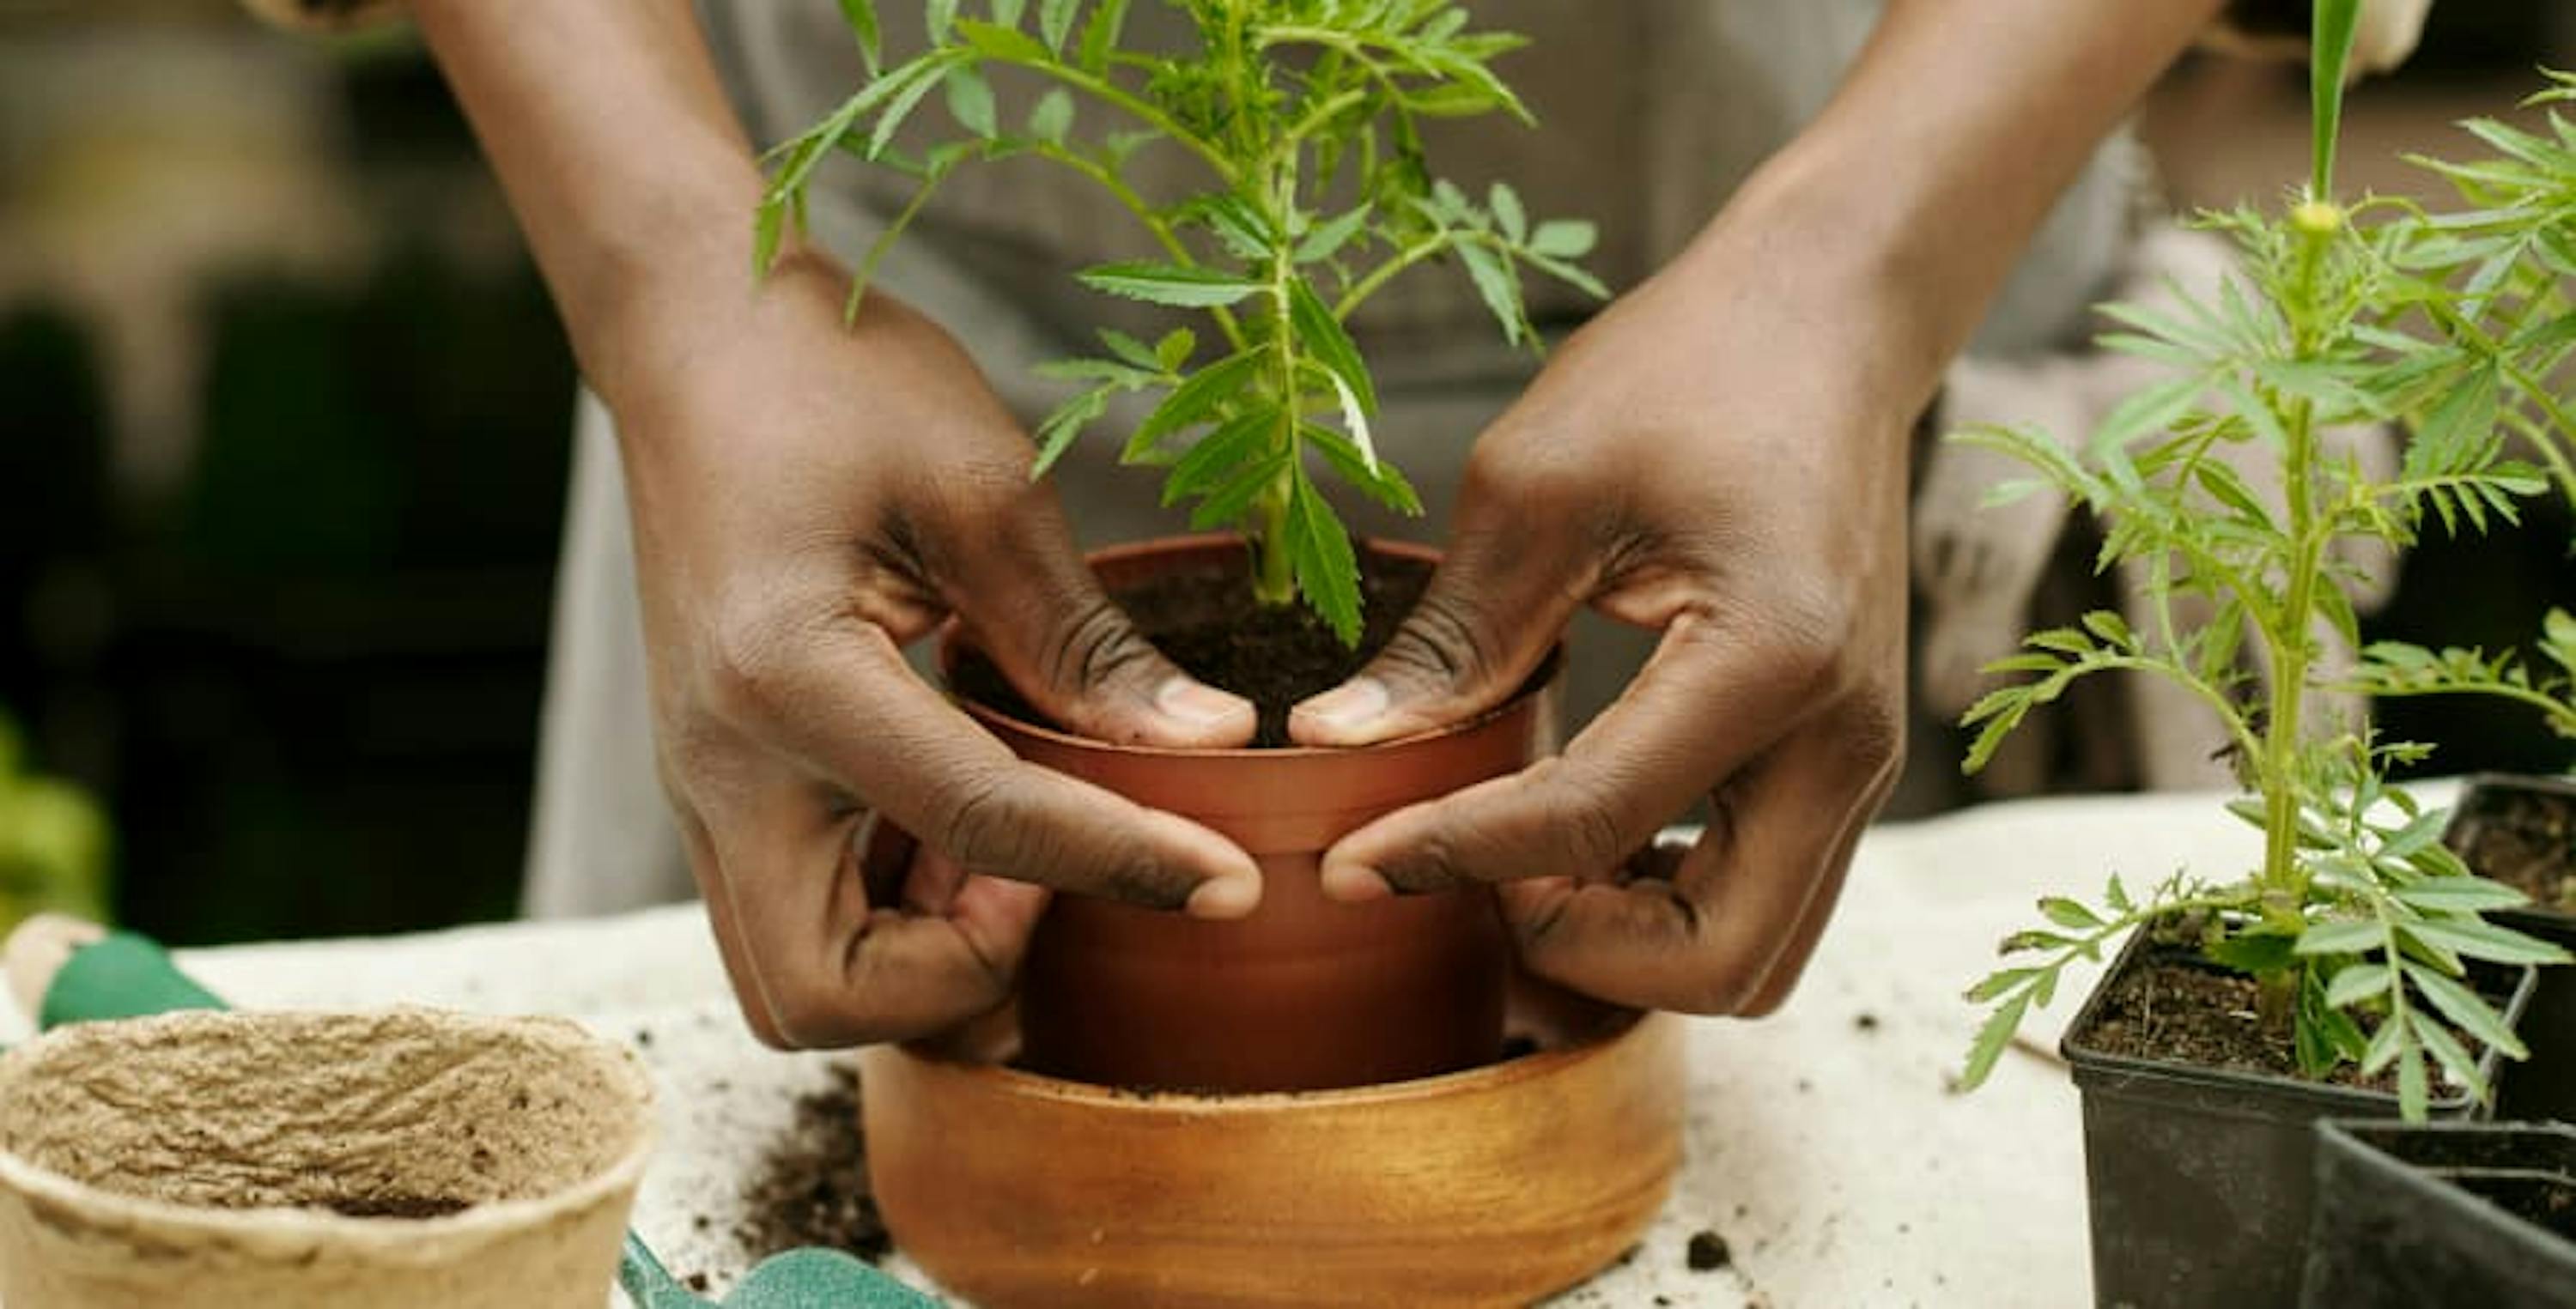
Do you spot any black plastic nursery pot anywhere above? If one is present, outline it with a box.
[2061,930,2537,1309]
[2299,1120,2576,1307]
[2445,773,2576,1122]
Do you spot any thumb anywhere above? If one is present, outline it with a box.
[1291,524,1587,748]
[945,511,1256,750]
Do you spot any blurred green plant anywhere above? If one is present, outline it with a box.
[0,712,110,932]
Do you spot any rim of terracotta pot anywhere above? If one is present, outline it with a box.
[0,1009,657,1260]
[944,532,1558,762]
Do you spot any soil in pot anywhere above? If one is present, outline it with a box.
[2060,932,2534,1309]
[2451,779,2576,913]
[2079,953,2476,1094]
[2445,775,2576,1122]
[0,1009,653,1309]
[951,548,1431,746]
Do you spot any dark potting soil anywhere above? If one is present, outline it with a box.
[2456,785,2576,915]
[732,1064,891,1265]
[2075,954,2502,1094]
[2472,1174,2576,1241]
[322,1195,473,1219]
[951,549,1434,747]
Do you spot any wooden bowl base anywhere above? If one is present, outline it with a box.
[861,1005,1685,1307]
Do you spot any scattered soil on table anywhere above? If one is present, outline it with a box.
[951,550,1434,747]
[1853,1012,1880,1033]
[322,1195,473,1219]
[732,1064,891,1264]
[2453,786,2576,914]
[1685,1229,1732,1272]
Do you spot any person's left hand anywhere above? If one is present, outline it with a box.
[1287,214,1914,1015]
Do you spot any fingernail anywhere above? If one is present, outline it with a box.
[1156,676,1251,727]
[1321,863,1393,903]
[1297,676,1388,733]
[1186,874,1262,920]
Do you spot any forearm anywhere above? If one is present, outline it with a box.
[410,0,764,399]
[1680,0,2228,410]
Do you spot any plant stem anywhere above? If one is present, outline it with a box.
[1253,487,1295,603]
[978,53,1242,187]
[2253,211,2345,1030]
[1336,232,1457,318]
[1021,142,1247,350]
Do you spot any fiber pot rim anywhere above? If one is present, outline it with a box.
[0,1009,658,1259]
[943,533,1560,763]
[2060,927,2537,1112]
[901,1008,1650,1113]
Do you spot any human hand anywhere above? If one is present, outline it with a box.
[607,251,1261,1049]
[1288,220,1912,1015]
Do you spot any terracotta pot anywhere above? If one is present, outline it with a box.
[865,997,1685,1308]
[0,1009,654,1309]
[945,534,1552,1092]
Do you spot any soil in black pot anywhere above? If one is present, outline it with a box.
[954,548,1434,746]
[2472,1173,2576,1240]
[2074,952,2506,1094]
[2455,785,2576,914]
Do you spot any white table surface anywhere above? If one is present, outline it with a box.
[22,782,2429,1307]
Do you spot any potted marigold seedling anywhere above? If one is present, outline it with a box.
[1950,9,2571,1306]
[757,0,1603,1097]
[756,7,1685,1307]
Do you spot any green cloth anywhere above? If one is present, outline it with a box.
[39,931,224,1028]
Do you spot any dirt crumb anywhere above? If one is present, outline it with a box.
[1686,1228,1732,1272]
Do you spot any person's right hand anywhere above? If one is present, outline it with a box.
[604,248,1262,1051]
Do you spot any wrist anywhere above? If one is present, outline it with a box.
[1666,156,1953,418]
[554,149,772,399]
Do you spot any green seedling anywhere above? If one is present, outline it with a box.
[757,0,1602,643]
[1956,3,2576,1120]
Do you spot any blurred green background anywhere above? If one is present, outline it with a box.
[0,1,2571,945]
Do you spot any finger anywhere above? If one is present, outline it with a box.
[916,459,1256,749]
[1318,604,1836,900]
[1289,479,1593,747]
[696,772,1054,1047]
[665,788,799,1050]
[1496,701,1896,1014]
[707,613,1261,914]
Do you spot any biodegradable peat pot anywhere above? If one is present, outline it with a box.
[864,995,1685,1308]
[2061,930,2535,1309]
[944,534,1540,1093]
[0,1009,655,1309]
[2299,1120,2576,1307]
[2445,773,2576,1121]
